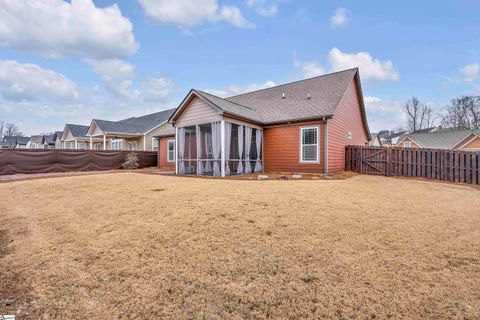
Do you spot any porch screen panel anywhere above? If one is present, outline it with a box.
[204,132,212,173]
[211,122,221,176]
[224,122,232,175]
[254,129,263,172]
[178,127,186,174]
[237,125,244,174]
[244,126,252,173]
[196,126,203,175]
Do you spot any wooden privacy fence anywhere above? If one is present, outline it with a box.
[0,149,157,176]
[345,145,480,185]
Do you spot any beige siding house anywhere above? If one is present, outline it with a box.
[86,109,176,151]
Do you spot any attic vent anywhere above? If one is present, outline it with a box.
[282,92,285,99]
[307,93,311,100]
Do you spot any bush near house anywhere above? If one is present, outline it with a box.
[122,152,139,169]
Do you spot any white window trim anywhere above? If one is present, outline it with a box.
[299,126,320,164]
[152,137,159,151]
[167,139,175,162]
[403,141,412,148]
[112,139,123,150]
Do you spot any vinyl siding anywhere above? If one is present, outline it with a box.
[328,79,369,172]
[158,136,175,170]
[264,121,325,173]
[459,136,480,150]
[176,97,222,127]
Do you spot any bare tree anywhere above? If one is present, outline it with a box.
[4,123,23,136]
[404,96,438,132]
[441,96,480,129]
[0,120,4,139]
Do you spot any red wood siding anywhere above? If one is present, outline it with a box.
[328,78,369,172]
[264,121,325,173]
[158,136,175,170]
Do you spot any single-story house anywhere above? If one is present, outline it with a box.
[54,131,63,149]
[2,136,29,149]
[164,68,370,176]
[44,134,56,149]
[61,124,92,149]
[27,135,45,149]
[396,129,480,151]
[368,133,382,147]
[86,109,175,151]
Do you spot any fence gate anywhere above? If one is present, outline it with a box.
[345,145,480,185]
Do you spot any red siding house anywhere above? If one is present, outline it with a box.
[163,68,370,176]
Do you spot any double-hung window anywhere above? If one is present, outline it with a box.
[152,138,159,151]
[167,140,175,162]
[300,126,319,163]
[112,139,123,150]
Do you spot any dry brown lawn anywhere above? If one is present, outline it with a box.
[0,173,479,319]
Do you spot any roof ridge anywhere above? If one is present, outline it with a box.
[196,90,256,111]
[226,68,358,99]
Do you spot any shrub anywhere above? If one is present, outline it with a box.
[122,152,139,169]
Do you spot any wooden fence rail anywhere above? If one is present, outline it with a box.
[345,145,480,185]
[0,149,158,175]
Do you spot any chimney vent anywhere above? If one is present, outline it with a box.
[307,93,311,100]
[282,92,285,99]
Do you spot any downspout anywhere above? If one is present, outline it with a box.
[323,118,328,176]
[175,126,178,174]
[220,120,226,177]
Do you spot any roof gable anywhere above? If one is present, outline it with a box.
[170,68,362,126]
[397,129,480,149]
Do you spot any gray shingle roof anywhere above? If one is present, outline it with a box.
[173,68,359,125]
[54,131,63,141]
[399,129,480,149]
[226,68,358,124]
[95,108,176,134]
[15,136,30,145]
[3,136,18,146]
[66,124,89,138]
[44,134,55,144]
[30,135,44,143]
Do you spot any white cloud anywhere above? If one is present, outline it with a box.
[328,48,399,81]
[293,53,325,78]
[330,8,348,29]
[86,59,139,100]
[206,80,276,97]
[459,63,479,82]
[138,0,255,29]
[0,0,138,59]
[364,96,405,131]
[245,0,278,16]
[140,77,175,102]
[293,48,399,82]
[0,60,79,102]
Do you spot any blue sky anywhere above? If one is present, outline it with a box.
[0,0,479,135]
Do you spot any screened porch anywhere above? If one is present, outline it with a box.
[176,121,263,177]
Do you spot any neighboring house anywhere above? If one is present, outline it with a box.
[166,68,370,176]
[369,133,382,147]
[44,134,56,149]
[381,131,406,146]
[396,128,480,151]
[153,123,176,171]
[61,124,92,149]
[86,109,176,151]
[2,136,29,149]
[28,135,46,149]
[54,131,63,149]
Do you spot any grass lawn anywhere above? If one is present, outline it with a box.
[1,173,479,319]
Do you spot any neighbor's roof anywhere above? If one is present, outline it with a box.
[3,136,18,146]
[15,136,30,145]
[44,134,55,144]
[54,131,63,140]
[398,128,480,149]
[65,124,89,138]
[93,108,176,134]
[30,135,44,143]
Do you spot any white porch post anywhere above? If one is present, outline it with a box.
[143,133,147,151]
[175,127,178,174]
[103,134,106,150]
[89,136,93,150]
[262,129,265,173]
[74,139,78,150]
[221,120,225,177]
[196,125,200,175]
